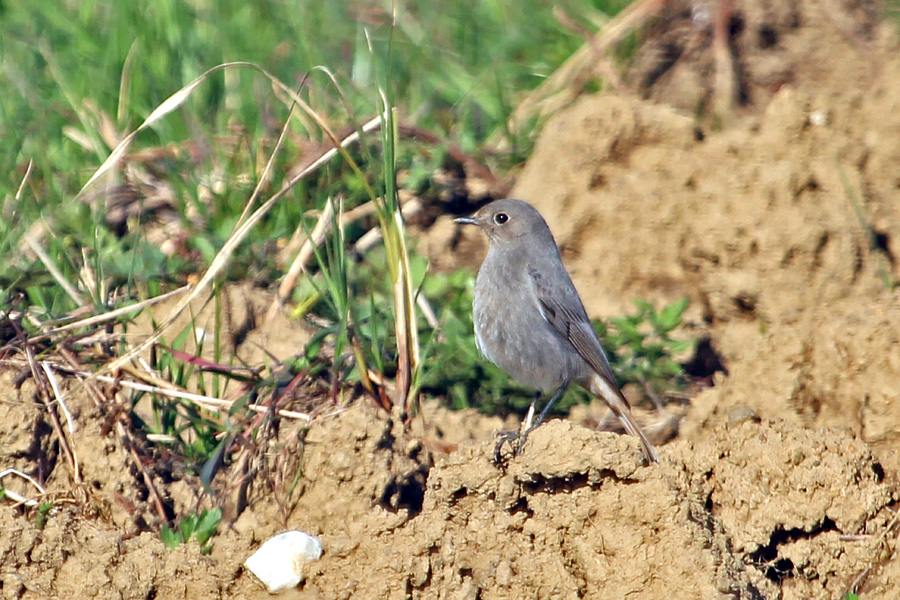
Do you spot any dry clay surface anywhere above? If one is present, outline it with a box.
[4,0,900,598]
[1,399,897,599]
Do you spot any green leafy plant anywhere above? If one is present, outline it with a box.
[601,297,693,390]
[160,508,222,554]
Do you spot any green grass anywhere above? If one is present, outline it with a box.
[0,0,640,390]
[1,0,632,312]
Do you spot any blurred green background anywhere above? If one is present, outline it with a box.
[1,0,630,205]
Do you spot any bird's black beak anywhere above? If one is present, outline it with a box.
[454,215,478,226]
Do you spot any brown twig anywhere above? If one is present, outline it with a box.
[22,286,190,345]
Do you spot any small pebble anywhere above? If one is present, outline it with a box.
[244,530,323,592]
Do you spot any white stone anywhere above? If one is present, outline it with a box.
[244,530,323,592]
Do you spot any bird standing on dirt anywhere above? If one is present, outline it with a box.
[455,199,659,464]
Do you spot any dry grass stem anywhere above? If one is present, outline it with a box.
[93,366,311,422]
[13,158,34,205]
[268,199,335,322]
[40,362,78,434]
[22,345,81,482]
[351,197,422,254]
[54,346,171,523]
[22,234,85,306]
[25,286,188,344]
[712,0,737,120]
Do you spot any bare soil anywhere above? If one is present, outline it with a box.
[4,1,900,598]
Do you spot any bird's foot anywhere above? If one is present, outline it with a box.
[492,422,543,462]
[492,430,521,463]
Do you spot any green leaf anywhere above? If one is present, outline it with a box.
[658,297,689,331]
[200,437,229,490]
[34,501,54,530]
[665,339,695,354]
[160,525,182,549]
[179,513,198,541]
[193,508,222,546]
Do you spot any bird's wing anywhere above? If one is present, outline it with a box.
[527,266,619,387]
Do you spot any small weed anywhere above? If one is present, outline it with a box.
[127,323,230,470]
[34,501,54,530]
[160,508,222,555]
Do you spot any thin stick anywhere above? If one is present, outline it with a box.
[28,286,191,344]
[79,367,310,421]
[638,377,669,414]
[57,347,169,523]
[268,199,335,323]
[14,159,34,204]
[22,342,80,482]
[22,234,85,306]
[41,362,78,433]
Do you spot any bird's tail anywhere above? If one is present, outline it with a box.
[589,372,660,464]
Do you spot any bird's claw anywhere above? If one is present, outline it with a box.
[492,430,521,463]
[492,424,540,463]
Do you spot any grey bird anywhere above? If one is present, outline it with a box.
[455,199,659,464]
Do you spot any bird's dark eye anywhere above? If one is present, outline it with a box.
[494,213,509,225]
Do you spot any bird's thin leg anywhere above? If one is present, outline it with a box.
[522,394,538,431]
[515,383,568,456]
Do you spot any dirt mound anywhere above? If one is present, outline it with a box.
[299,417,894,600]
[0,508,224,599]
[1,383,896,599]
[685,292,900,448]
